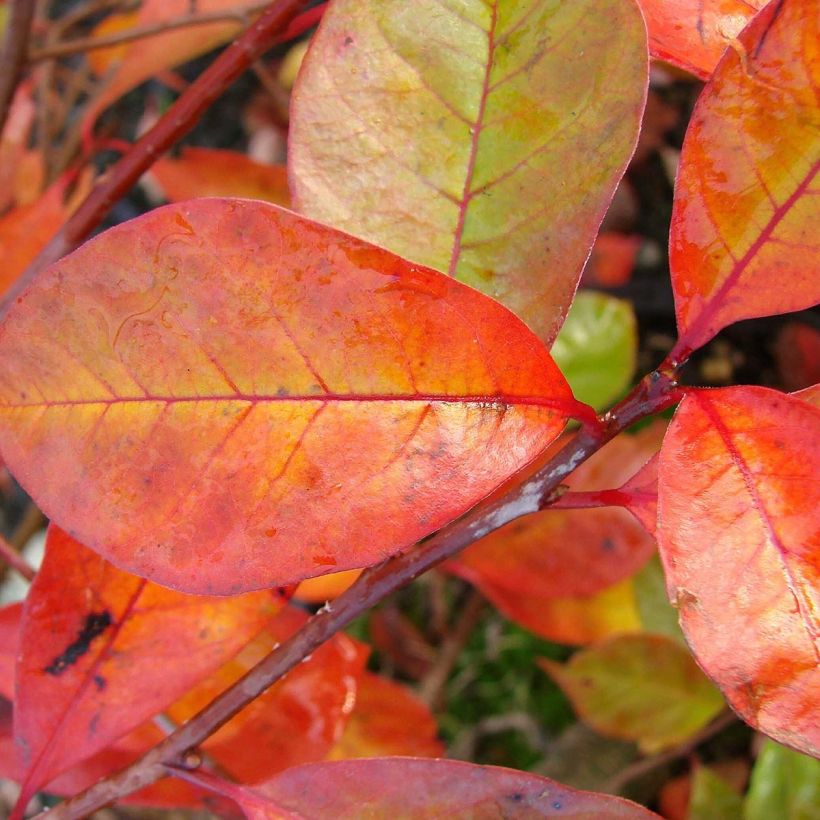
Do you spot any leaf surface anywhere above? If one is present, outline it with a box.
[0,603,21,700]
[670,0,820,357]
[0,199,573,593]
[290,0,647,342]
[14,526,282,796]
[151,148,290,206]
[657,387,820,756]
[450,425,664,600]
[183,757,661,818]
[540,634,725,753]
[638,0,765,79]
[551,291,637,411]
[328,672,443,759]
[745,739,820,819]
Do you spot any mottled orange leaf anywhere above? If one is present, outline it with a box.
[540,634,725,753]
[151,148,290,206]
[290,0,647,342]
[328,672,442,760]
[294,569,362,603]
[450,424,664,600]
[658,387,820,756]
[0,199,574,594]
[638,0,765,79]
[85,0,250,126]
[14,526,282,799]
[166,606,368,783]
[181,758,661,818]
[0,603,21,700]
[670,0,820,358]
[86,10,140,76]
[475,575,642,646]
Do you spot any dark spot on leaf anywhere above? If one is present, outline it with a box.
[509,792,524,803]
[44,611,113,676]
[552,800,563,810]
[93,675,106,691]
[344,35,353,46]
[601,537,616,552]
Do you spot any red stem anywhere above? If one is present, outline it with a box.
[0,0,38,137]
[0,0,313,316]
[0,534,36,582]
[37,367,680,819]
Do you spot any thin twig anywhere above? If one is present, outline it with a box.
[0,0,315,316]
[0,0,38,135]
[36,366,681,819]
[28,0,273,62]
[0,534,36,582]
[603,710,739,794]
[418,588,485,709]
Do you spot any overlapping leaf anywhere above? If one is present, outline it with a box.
[638,0,765,79]
[450,424,664,601]
[0,199,574,593]
[745,739,820,818]
[670,0,820,357]
[540,634,725,753]
[181,758,661,818]
[290,0,647,342]
[14,526,282,800]
[658,387,820,756]
[151,148,290,206]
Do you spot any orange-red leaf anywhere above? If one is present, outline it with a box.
[450,425,664,600]
[14,526,282,796]
[328,672,443,760]
[670,0,820,357]
[657,386,819,756]
[151,148,290,206]
[638,0,765,79]
[0,603,21,700]
[0,199,573,594]
[290,0,647,342]
[182,758,660,818]
[618,452,660,536]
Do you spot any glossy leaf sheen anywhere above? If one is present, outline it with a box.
[290,0,647,342]
[638,0,765,79]
[658,387,820,756]
[0,199,573,593]
[151,148,290,207]
[540,634,725,753]
[15,527,281,793]
[195,757,661,818]
[670,0,820,355]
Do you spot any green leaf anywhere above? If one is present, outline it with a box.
[551,291,638,411]
[633,556,685,644]
[689,766,743,820]
[745,740,820,820]
[539,634,725,753]
[290,0,648,343]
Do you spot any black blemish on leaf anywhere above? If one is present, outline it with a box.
[44,611,113,676]
[601,537,616,553]
[93,675,106,691]
[509,793,524,803]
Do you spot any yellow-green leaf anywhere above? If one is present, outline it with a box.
[745,740,820,820]
[290,0,648,343]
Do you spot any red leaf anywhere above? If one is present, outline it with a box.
[178,758,660,818]
[14,526,283,797]
[638,0,765,79]
[670,0,820,358]
[0,603,21,700]
[618,452,660,536]
[151,148,290,206]
[658,387,819,756]
[0,199,574,594]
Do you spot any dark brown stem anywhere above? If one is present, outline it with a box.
[0,534,36,582]
[0,0,313,316]
[0,0,38,136]
[603,710,739,794]
[38,368,680,819]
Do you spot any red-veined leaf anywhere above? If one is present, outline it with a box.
[670,0,820,358]
[658,386,819,756]
[14,526,283,799]
[290,0,647,342]
[151,148,290,206]
[449,424,664,600]
[178,758,661,818]
[638,0,765,79]
[328,672,443,759]
[540,634,725,753]
[0,199,575,594]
